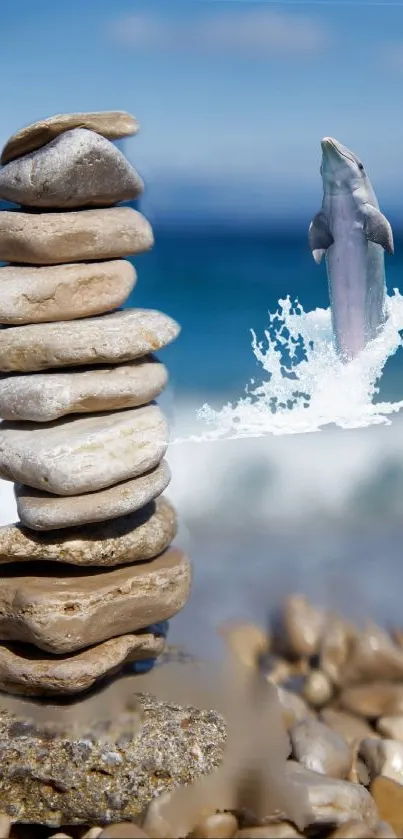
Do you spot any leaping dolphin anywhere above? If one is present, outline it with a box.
[309,137,394,361]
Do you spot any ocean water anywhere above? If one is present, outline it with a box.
[2,227,403,657]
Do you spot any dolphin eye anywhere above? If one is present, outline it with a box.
[358,162,364,171]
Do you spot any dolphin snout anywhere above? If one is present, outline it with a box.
[321,137,338,152]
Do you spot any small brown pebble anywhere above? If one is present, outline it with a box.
[279,594,326,658]
[303,669,333,707]
[220,622,270,669]
[341,623,403,685]
[98,825,149,838]
[235,825,302,838]
[340,683,403,718]
[327,820,376,838]
[320,615,356,685]
[371,776,403,838]
[320,709,374,746]
[191,812,238,838]
[0,815,11,839]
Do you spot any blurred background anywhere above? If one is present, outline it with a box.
[2,0,403,653]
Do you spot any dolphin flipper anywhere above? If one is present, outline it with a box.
[362,204,394,255]
[308,211,334,264]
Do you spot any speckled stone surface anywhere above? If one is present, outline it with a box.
[0,128,143,208]
[0,496,177,566]
[0,693,225,826]
[1,110,139,164]
[0,260,135,325]
[0,309,180,374]
[0,207,154,265]
[0,404,169,495]
[15,462,171,531]
[0,358,167,423]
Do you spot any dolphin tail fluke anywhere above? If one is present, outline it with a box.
[362,204,394,255]
[308,210,334,264]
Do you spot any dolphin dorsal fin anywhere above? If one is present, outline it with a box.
[362,204,394,255]
[308,210,334,264]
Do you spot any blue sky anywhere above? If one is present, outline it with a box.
[1,0,403,225]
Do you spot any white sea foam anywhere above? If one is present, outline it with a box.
[175,291,403,442]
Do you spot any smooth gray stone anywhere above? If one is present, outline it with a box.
[0,260,135,325]
[0,358,168,422]
[15,461,171,530]
[0,309,180,373]
[0,128,143,208]
[0,207,154,265]
[0,404,169,495]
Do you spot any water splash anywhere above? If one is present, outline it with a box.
[174,290,403,443]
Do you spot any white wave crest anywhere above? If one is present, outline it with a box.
[180,291,403,441]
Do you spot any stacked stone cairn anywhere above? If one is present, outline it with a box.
[0,111,191,698]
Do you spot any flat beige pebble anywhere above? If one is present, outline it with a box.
[0,207,153,265]
[81,829,104,839]
[0,546,191,654]
[0,631,165,697]
[192,812,238,838]
[0,495,176,567]
[339,623,403,685]
[0,404,169,495]
[340,683,403,718]
[1,109,139,164]
[16,460,171,531]
[0,260,135,324]
[0,308,179,374]
[0,128,143,208]
[0,357,167,423]
[98,824,149,838]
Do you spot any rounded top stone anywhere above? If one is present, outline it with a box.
[1,110,139,165]
[0,128,144,209]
